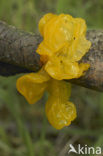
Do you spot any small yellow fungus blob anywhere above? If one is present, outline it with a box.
[16,68,50,104]
[16,13,91,129]
[46,80,76,129]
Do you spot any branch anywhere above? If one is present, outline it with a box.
[0,21,103,91]
[0,21,42,75]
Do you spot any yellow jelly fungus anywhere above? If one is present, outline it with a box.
[46,80,76,129]
[16,68,50,104]
[16,13,91,129]
[37,13,91,79]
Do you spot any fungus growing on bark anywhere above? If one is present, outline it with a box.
[16,13,91,129]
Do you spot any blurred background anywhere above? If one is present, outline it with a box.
[0,0,103,156]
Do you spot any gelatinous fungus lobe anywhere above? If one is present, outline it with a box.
[16,13,91,129]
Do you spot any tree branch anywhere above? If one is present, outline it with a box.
[0,21,103,91]
[0,21,42,75]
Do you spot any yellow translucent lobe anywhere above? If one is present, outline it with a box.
[16,68,50,104]
[16,13,91,130]
[36,13,91,79]
[46,80,76,129]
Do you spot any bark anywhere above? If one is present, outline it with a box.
[70,30,103,91]
[0,21,103,91]
[0,21,42,75]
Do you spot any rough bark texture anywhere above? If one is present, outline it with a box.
[0,21,42,75]
[70,30,103,91]
[0,21,103,91]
